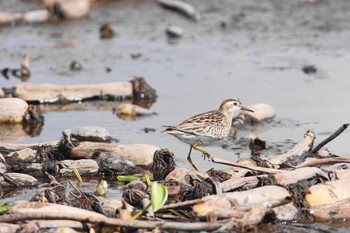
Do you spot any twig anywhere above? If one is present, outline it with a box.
[296,157,350,168]
[311,123,349,154]
[0,213,227,231]
[209,156,282,174]
[161,199,204,210]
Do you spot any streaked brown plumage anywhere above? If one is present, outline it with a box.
[163,99,253,170]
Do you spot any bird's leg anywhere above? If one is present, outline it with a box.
[187,145,199,171]
[193,141,211,160]
[233,128,238,140]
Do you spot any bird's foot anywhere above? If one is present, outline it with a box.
[201,152,211,161]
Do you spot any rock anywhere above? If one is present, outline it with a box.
[99,156,143,175]
[165,168,209,184]
[58,159,99,177]
[5,148,37,165]
[166,25,183,39]
[69,60,82,71]
[116,103,155,119]
[63,126,112,143]
[70,142,159,167]
[242,103,276,123]
[302,65,317,74]
[0,98,29,123]
[44,0,90,19]
[0,173,38,187]
[22,9,50,23]
[0,12,21,25]
[100,23,115,39]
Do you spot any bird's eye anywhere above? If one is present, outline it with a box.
[233,102,237,106]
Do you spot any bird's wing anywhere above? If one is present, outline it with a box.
[176,110,227,138]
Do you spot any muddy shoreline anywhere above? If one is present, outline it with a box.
[1,0,350,232]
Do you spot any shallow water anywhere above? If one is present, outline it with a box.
[1,0,350,171]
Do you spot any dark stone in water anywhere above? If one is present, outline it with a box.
[302,65,317,74]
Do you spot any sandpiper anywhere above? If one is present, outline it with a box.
[162,99,253,170]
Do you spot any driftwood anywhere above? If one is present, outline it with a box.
[310,199,350,222]
[305,178,350,207]
[297,157,350,168]
[0,141,59,152]
[268,129,315,168]
[334,169,350,180]
[14,82,132,103]
[311,123,349,154]
[220,176,262,192]
[209,156,281,174]
[0,202,226,231]
[193,185,295,221]
[157,0,201,21]
[0,162,7,173]
[6,77,157,104]
[274,167,327,186]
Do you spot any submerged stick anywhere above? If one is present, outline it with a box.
[209,156,281,174]
[311,123,349,154]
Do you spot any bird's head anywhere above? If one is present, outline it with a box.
[219,99,253,116]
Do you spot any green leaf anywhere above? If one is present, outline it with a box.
[0,202,10,215]
[117,175,138,182]
[145,175,151,187]
[151,182,168,212]
[117,175,154,184]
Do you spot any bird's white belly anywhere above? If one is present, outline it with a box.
[173,133,220,146]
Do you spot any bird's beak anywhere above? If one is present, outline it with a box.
[241,106,254,112]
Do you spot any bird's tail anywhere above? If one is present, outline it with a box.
[161,125,178,134]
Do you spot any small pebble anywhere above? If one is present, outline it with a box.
[131,52,142,59]
[302,65,317,74]
[166,25,183,39]
[100,23,115,39]
[70,60,82,71]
